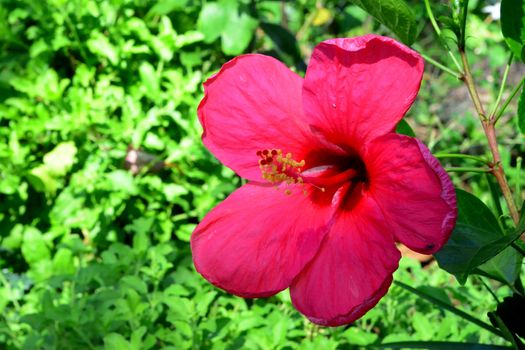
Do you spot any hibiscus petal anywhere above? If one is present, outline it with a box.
[365,134,457,254]
[290,193,401,326]
[302,35,424,147]
[198,54,322,181]
[191,183,337,298]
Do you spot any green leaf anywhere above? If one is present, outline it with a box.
[394,281,502,337]
[87,32,119,65]
[372,341,512,349]
[501,0,525,62]
[395,119,416,137]
[106,170,137,194]
[221,12,258,55]
[21,227,50,265]
[435,190,521,284]
[27,165,59,193]
[52,248,76,275]
[43,141,77,176]
[517,84,525,133]
[175,223,195,242]
[139,62,159,94]
[343,327,378,345]
[349,0,418,45]
[148,0,189,17]
[260,22,303,66]
[476,246,521,285]
[197,2,229,43]
[104,333,131,350]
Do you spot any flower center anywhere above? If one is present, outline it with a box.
[257,149,307,195]
[256,148,367,195]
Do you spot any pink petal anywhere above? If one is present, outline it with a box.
[302,35,424,146]
[290,193,401,326]
[364,134,457,254]
[198,54,324,182]
[191,183,337,298]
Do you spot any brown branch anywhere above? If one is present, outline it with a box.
[459,49,521,227]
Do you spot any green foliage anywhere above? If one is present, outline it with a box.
[396,119,416,137]
[501,0,525,62]
[435,190,522,285]
[0,0,523,349]
[349,0,418,45]
[517,84,525,133]
[198,0,258,55]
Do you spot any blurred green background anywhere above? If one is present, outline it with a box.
[0,0,522,349]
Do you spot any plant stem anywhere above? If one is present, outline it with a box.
[434,153,488,164]
[445,167,490,173]
[459,49,521,226]
[421,53,462,79]
[489,53,513,119]
[483,123,520,225]
[394,280,503,337]
[459,50,486,120]
[516,157,522,205]
[423,0,463,71]
[495,77,525,122]
[477,276,500,303]
[423,0,441,36]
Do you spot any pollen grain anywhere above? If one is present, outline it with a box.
[256,149,306,194]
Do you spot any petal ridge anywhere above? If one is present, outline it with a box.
[302,34,424,148]
[290,194,401,326]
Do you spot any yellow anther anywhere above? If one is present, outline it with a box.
[256,148,308,195]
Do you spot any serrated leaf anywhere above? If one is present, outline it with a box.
[349,0,418,45]
[501,0,525,62]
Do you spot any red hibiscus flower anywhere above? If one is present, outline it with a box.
[191,35,457,326]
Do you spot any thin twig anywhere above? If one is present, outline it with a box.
[495,77,525,122]
[434,153,488,164]
[423,0,463,71]
[421,53,462,79]
[445,167,490,173]
[489,53,513,119]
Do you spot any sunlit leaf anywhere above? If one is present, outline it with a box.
[349,0,418,45]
